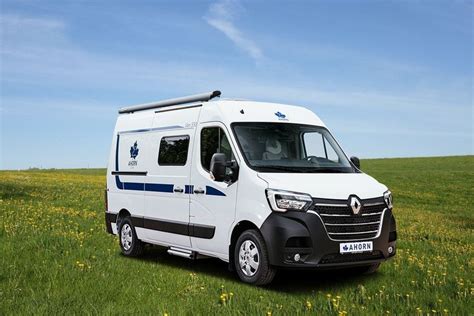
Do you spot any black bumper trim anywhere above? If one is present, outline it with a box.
[105,212,116,234]
[260,209,397,268]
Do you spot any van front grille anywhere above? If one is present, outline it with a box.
[310,197,386,241]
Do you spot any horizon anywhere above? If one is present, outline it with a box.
[2,154,472,171]
[1,0,472,169]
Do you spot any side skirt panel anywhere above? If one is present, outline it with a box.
[105,212,215,239]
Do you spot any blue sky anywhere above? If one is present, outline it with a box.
[1,0,472,169]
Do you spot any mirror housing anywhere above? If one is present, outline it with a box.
[350,156,360,169]
[210,153,226,182]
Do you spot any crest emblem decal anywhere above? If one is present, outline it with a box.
[274,111,288,120]
[130,141,139,159]
[275,111,286,119]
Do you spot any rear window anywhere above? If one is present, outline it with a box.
[158,135,190,166]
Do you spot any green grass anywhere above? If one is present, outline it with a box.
[1,156,473,315]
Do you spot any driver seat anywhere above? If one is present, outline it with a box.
[262,139,287,160]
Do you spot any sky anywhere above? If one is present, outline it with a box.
[0,0,472,169]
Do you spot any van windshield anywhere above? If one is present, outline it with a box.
[232,123,355,173]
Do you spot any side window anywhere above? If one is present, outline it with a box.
[201,127,234,171]
[158,135,190,166]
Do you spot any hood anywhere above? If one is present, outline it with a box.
[257,172,387,200]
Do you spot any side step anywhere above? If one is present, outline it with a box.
[167,247,195,259]
[167,247,210,260]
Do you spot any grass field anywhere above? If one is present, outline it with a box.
[1,156,473,315]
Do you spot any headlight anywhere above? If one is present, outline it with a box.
[266,189,312,212]
[384,190,393,209]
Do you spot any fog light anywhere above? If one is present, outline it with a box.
[294,253,301,262]
[388,246,394,254]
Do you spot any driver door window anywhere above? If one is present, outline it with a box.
[201,127,234,173]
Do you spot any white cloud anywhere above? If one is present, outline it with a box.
[205,0,263,62]
[0,13,227,98]
[1,13,65,31]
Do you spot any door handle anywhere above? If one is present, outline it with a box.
[173,187,184,193]
[193,188,205,194]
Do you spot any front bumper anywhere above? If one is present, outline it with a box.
[260,208,397,268]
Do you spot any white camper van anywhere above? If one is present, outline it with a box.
[105,91,397,285]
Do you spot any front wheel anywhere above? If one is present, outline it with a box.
[234,229,276,285]
[118,217,144,257]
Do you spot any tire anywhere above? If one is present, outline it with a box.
[234,229,276,285]
[118,217,144,257]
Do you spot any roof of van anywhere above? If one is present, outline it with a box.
[115,92,326,132]
[199,99,326,127]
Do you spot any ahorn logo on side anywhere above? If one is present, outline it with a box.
[129,141,139,166]
[130,141,139,159]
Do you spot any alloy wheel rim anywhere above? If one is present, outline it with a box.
[121,224,133,251]
[239,240,259,277]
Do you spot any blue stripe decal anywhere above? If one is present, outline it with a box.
[124,182,144,191]
[115,135,124,189]
[116,181,225,196]
[146,183,174,193]
[205,186,226,196]
[185,185,194,194]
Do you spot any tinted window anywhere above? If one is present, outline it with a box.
[201,127,234,171]
[158,135,190,166]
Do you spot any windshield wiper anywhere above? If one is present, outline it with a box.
[256,166,305,173]
[256,166,350,173]
[306,167,347,173]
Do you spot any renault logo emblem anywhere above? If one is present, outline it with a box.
[349,196,362,215]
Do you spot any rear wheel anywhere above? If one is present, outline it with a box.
[234,229,276,285]
[118,217,144,257]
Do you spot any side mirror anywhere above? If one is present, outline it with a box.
[350,156,360,169]
[210,153,226,182]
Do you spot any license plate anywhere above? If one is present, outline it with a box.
[339,241,373,254]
